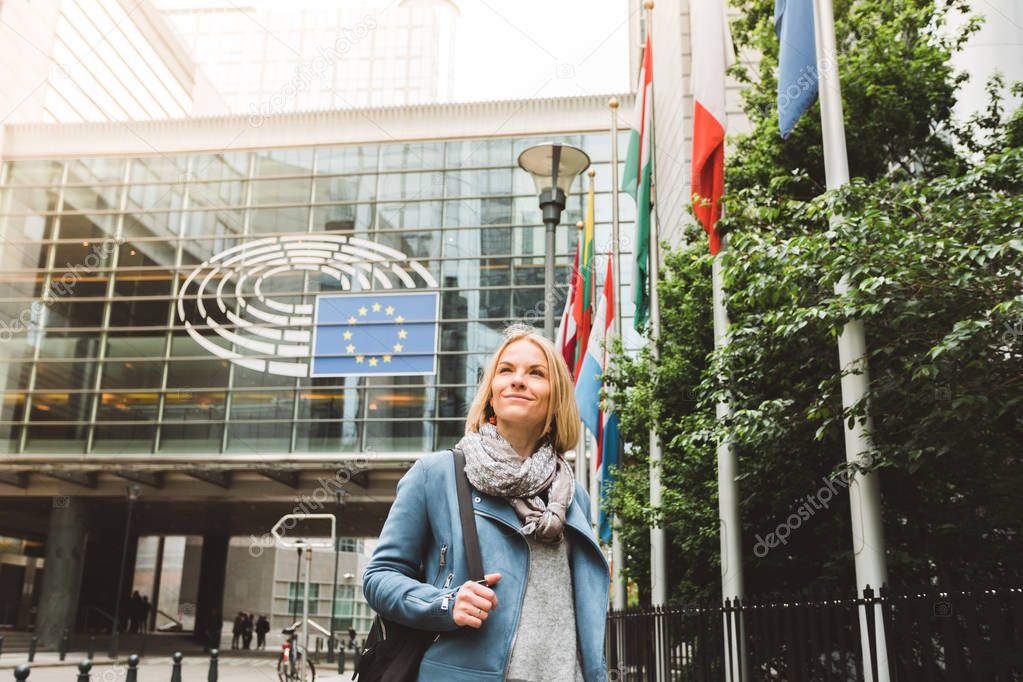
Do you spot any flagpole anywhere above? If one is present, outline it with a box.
[608,96,626,612]
[813,1,890,680]
[643,0,668,611]
[585,171,600,533]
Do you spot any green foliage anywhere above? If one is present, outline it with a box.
[605,0,1023,601]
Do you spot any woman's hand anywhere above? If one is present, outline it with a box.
[452,573,502,628]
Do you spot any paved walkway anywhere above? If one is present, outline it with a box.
[2,655,353,681]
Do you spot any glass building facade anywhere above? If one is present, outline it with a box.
[0,132,636,457]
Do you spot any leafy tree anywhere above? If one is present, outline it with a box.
[606,0,1023,603]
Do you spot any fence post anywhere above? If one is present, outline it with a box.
[126,654,139,682]
[86,637,95,661]
[170,652,182,682]
[27,637,36,663]
[863,585,880,681]
[13,664,29,681]
[76,659,92,682]
[59,628,70,661]
[207,648,218,682]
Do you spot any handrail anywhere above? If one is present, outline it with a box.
[83,605,115,632]
[155,608,182,628]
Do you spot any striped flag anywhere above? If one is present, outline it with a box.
[574,258,620,544]
[571,177,596,378]
[690,0,735,254]
[556,245,580,374]
[622,30,653,331]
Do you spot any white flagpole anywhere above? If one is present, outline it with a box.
[813,1,890,680]
[608,96,627,612]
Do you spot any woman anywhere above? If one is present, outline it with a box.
[363,325,610,682]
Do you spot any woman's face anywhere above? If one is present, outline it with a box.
[490,338,551,433]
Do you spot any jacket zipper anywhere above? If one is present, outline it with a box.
[439,544,447,568]
[474,509,530,680]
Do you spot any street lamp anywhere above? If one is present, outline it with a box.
[517,143,591,339]
[110,484,141,659]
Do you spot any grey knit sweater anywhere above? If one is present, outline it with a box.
[506,536,585,682]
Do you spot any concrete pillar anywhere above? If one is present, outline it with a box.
[36,497,88,646]
[193,535,229,648]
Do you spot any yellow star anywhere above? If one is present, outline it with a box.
[398,329,407,339]
[369,357,378,366]
[358,306,368,316]
[346,343,355,353]
[395,315,404,323]
[372,303,381,312]
[348,316,357,324]
[393,343,403,352]
[343,331,352,340]
[383,354,392,362]
[385,306,395,315]
[356,355,364,363]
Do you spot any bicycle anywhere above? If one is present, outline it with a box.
[277,627,316,682]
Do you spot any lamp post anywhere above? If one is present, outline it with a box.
[328,491,345,663]
[110,484,141,659]
[517,143,591,340]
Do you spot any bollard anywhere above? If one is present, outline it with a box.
[170,651,183,682]
[27,637,37,663]
[327,636,335,664]
[0,634,5,659]
[207,648,218,682]
[77,659,92,682]
[13,664,29,681]
[86,636,95,660]
[59,628,70,661]
[126,655,139,682]
[337,646,345,674]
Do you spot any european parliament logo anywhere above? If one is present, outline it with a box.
[312,292,440,376]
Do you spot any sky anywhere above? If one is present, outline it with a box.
[451,0,632,102]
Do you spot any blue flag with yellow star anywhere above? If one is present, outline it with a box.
[312,292,440,376]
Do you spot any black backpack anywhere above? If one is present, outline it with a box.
[354,449,484,681]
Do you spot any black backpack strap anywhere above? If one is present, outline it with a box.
[452,448,485,582]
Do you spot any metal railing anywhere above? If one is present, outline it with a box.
[605,585,1023,681]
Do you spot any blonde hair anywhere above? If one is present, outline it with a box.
[465,324,580,454]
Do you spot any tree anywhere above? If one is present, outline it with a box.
[606,0,1023,602]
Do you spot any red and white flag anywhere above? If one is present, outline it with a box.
[556,245,581,375]
[690,0,734,254]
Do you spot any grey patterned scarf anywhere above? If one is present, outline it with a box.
[456,423,575,543]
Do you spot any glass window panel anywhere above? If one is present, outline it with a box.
[56,212,116,241]
[123,211,182,243]
[1,213,53,246]
[379,142,443,170]
[0,340,35,394]
[130,156,188,184]
[39,332,104,359]
[312,204,374,235]
[444,169,513,198]
[188,180,245,208]
[67,157,126,184]
[62,184,121,213]
[45,299,107,330]
[374,230,439,261]
[254,148,314,177]
[190,153,249,181]
[227,419,291,452]
[1,186,60,213]
[92,424,155,454]
[445,198,512,228]
[101,360,163,390]
[6,160,62,185]
[126,183,185,211]
[25,424,86,453]
[376,201,441,230]
[250,207,309,234]
[377,172,444,201]
[167,358,230,388]
[363,378,429,451]
[512,286,544,319]
[316,146,378,175]
[96,390,159,421]
[314,174,375,203]
[251,177,310,205]
[33,360,97,390]
[162,390,226,421]
[113,254,174,295]
[159,422,223,453]
[581,133,612,163]
[445,139,513,168]
[29,391,92,422]
[109,299,169,328]
[106,333,166,359]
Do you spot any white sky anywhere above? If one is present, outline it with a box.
[451,0,632,102]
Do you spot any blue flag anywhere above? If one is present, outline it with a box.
[312,292,439,376]
[775,0,819,138]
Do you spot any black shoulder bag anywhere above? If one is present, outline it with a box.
[354,449,483,681]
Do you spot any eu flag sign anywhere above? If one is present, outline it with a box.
[312,292,440,377]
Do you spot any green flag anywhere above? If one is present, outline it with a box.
[623,31,653,331]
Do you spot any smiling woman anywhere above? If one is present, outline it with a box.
[363,324,610,681]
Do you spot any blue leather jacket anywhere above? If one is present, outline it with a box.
[363,450,610,681]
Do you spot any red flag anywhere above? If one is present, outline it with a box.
[556,245,580,374]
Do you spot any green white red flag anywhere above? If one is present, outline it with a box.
[622,31,653,332]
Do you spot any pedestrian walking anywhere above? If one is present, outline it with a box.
[231,612,244,650]
[241,612,254,649]
[128,591,143,634]
[363,325,610,681]
[255,615,270,650]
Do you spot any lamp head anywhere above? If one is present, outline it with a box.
[517,143,591,228]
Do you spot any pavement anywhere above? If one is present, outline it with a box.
[1,655,354,681]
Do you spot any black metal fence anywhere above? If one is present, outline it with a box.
[605,585,1023,681]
